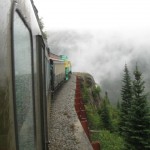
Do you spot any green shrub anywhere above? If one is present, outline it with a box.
[92,85,101,98]
[82,86,90,103]
[91,130,125,150]
[85,104,102,129]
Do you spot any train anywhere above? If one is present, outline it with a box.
[0,0,71,150]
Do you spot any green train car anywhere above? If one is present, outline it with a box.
[60,55,72,80]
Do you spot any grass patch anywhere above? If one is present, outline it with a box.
[85,104,102,130]
[91,130,125,150]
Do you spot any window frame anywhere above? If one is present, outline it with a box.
[36,35,49,150]
[11,2,36,150]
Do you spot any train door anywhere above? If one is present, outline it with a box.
[12,9,36,150]
[36,35,49,150]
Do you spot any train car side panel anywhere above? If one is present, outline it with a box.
[0,1,16,150]
[53,61,65,88]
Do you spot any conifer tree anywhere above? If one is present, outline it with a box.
[105,91,110,105]
[128,65,150,150]
[39,18,47,40]
[117,99,120,110]
[100,98,112,131]
[119,64,133,148]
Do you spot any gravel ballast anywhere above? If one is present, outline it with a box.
[48,74,93,150]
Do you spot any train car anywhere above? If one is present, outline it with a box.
[60,55,72,80]
[0,0,52,150]
[49,53,65,91]
[0,0,72,149]
[64,60,72,80]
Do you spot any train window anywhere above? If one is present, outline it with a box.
[13,12,35,150]
[45,58,51,96]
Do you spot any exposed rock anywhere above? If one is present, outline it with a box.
[75,72,102,109]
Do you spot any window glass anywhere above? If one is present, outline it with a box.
[13,12,35,150]
[41,48,45,99]
[45,58,50,96]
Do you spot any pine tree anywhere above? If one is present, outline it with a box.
[119,64,133,148]
[39,18,47,40]
[105,91,110,105]
[117,99,120,110]
[100,98,112,131]
[128,65,150,150]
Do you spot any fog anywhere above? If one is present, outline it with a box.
[47,30,150,104]
[33,0,150,104]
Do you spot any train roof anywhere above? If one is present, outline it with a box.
[48,57,62,61]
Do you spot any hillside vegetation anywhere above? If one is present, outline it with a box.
[76,72,125,150]
[76,66,150,150]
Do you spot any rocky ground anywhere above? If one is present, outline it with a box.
[48,74,93,150]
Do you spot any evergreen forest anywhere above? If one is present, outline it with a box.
[80,64,150,150]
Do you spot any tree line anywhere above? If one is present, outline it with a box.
[119,64,150,150]
[82,68,150,149]
[97,64,150,149]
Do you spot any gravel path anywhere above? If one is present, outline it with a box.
[48,74,93,150]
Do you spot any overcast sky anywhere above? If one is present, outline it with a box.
[34,0,150,31]
[33,0,150,103]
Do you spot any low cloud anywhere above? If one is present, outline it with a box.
[47,30,150,104]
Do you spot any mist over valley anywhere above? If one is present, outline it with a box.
[47,30,150,104]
